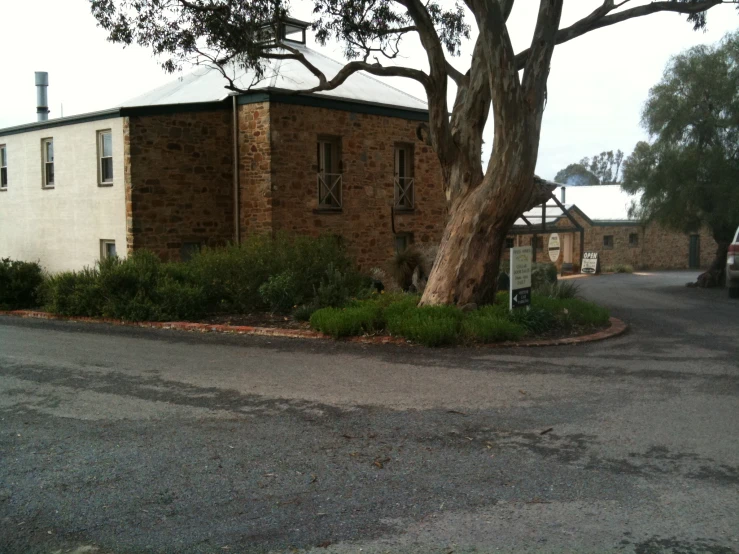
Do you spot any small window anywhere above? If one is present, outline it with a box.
[100,239,117,260]
[394,144,414,209]
[42,138,54,188]
[317,137,342,209]
[395,233,413,254]
[0,145,7,189]
[505,237,514,249]
[603,235,614,249]
[98,130,113,185]
[181,241,201,262]
[629,233,639,247]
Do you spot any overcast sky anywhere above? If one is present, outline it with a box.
[1,1,737,180]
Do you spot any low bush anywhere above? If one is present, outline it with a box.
[386,305,462,347]
[309,304,384,338]
[535,280,581,299]
[0,258,45,310]
[532,263,558,288]
[462,314,525,343]
[190,233,358,312]
[604,264,634,274]
[391,247,427,291]
[42,252,207,321]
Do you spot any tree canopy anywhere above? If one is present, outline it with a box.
[622,31,739,247]
[554,150,624,185]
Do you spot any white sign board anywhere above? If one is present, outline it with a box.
[548,233,560,262]
[581,251,599,274]
[510,246,532,310]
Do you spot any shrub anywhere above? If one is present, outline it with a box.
[558,298,611,327]
[531,263,558,288]
[391,247,427,291]
[309,304,383,338]
[190,233,359,312]
[509,305,558,334]
[258,271,300,313]
[462,314,525,343]
[0,258,44,310]
[41,267,103,317]
[293,304,317,322]
[42,252,207,321]
[535,280,581,299]
[386,305,462,347]
[604,264,634,274]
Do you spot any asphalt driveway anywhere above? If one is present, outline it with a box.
[0,271,737,553]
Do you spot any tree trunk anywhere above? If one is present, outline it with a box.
[693,240,729,288]
[421,119,542,306]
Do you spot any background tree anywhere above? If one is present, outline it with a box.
[622,31,739,284]
[90,0,738,306]
[555,149,624,185]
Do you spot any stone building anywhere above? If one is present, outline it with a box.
[506,185,717,271]
[0,20,446,273]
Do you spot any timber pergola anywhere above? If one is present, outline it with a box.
[509,190,585,265]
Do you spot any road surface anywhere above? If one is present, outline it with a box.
[1,271,737,553]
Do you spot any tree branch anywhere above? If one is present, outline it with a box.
[514,0,733,69]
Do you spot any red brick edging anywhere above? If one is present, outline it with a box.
[0,310,627,348]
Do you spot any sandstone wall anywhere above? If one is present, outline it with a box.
[127,110,234,260]
[264,102,447,270]
[238,103,272,235]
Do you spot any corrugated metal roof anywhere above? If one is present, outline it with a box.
[512,184,642,228]
[121,44,428,111]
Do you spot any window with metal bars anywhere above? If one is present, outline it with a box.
[316,138,342,209]
[394,144,414,209]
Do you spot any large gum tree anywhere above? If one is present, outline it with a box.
[90,0,737,306]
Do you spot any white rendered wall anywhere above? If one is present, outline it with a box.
[0,118,126,273]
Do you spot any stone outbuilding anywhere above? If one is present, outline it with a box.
[506,185,717,272]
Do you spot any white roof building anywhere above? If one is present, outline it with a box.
[121,44,428,113]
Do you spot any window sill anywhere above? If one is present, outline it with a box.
[313,208,343,214]
[393,207,416,214]
[42,186,55,190]
[98,182,114,188]
[0,187,7,192]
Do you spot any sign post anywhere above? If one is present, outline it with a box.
[581,251,599,274]
[510,246,532,310]
[548,233,560,263]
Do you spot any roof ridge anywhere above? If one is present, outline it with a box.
[301,45,427,107]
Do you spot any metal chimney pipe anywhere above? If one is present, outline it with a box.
[35,72,49,121]
[560,186,566,204]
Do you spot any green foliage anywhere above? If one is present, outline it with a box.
[386,305,462,347]
[622,31,739,248]
[41,268,103,317]
[554,163,599,186]
[391,247,427,291]
[531,263,558,289]
[554,150,624,185]
[509,305,558,334]
[258,271,299,312]
[42,252,207,321]
[604,264,634,274]
[534,280,581,299]
[0,258,44,310]
[190,233,355,312]
[293,304,317,322]
[309,304,383,338]
[462,314,525,343]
